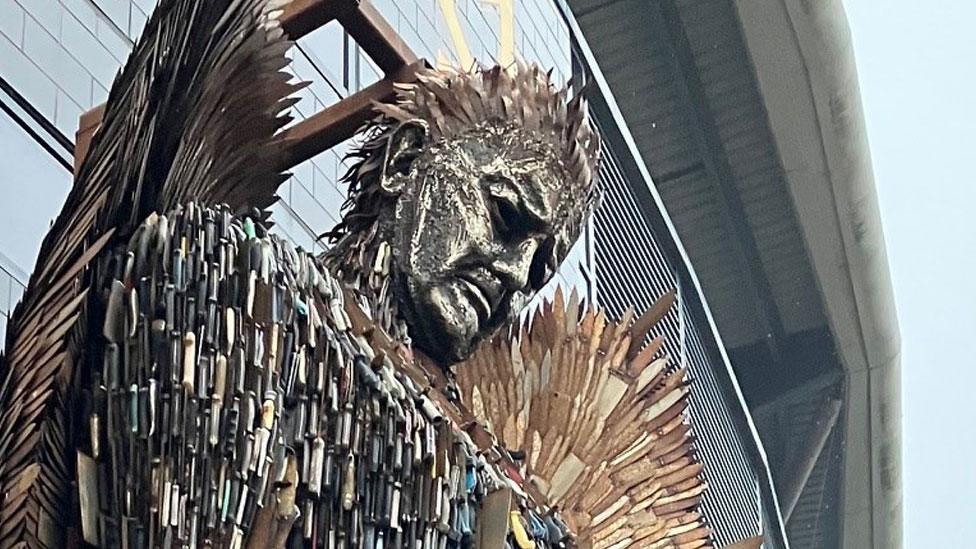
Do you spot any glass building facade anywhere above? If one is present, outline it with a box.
[0,0,783,545]
[0,0,154,332]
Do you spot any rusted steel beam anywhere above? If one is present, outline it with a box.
[281,1,416,72]
[340,2,418,73]
[76,1,419,172]
[77,0,351,134]
[280,0,354,40]
[277,60,424,169]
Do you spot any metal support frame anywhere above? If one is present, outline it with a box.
[651,0,787,361]
[751,370,843,528]
[780,398,842,521]
[75,0,423,172]
[283,0,417,72]
[281,0,355,38]
[277,61,424,168]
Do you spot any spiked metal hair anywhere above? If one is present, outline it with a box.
[325,63,601,245]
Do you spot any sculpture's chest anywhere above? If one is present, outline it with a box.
[80,203,572,549]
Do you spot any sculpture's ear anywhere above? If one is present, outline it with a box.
[380,119,430,194]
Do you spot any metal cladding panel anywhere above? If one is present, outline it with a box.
[571,0,828,349]
[583,2,701,178]
[592,126,763,546]
[655,171,761,346]
[672,0,826,336]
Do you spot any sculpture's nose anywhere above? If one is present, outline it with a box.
[491,238,540,292]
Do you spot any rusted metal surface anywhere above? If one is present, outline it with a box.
[280,0,354,39]
[456,288,714,547]
[276,61,425,169]
[76,0,418,172]
[0,1,758,547]
[341,2,419,73]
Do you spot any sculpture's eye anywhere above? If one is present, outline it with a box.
[484,176,528,242]
[391,149,419,176]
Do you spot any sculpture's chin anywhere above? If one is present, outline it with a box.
[403,283,480,366]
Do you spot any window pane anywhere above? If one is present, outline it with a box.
[0,107,71,277]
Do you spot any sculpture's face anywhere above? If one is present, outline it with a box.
[382,121,572,364]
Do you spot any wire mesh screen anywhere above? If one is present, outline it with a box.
[590,125,764,546]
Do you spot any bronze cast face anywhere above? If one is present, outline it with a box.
[380,119,569,364]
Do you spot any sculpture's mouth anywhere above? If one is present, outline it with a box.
[456,268,504,325]
[457,278,491,322]
[397,262,514,366]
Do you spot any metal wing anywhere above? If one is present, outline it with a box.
[0,1,298,545]
[456,287,715,548]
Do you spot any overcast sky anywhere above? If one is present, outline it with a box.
[842,1,976,546]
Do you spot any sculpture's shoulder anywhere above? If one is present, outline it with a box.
[456,288,713,548]
[80,203,572,548]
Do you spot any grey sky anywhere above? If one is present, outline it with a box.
[843,1,976,545]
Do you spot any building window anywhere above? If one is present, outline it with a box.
[0,104,71,285]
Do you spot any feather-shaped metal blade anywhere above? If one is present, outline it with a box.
[456,290,715,548]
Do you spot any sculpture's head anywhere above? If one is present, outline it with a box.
[326,64,600,365]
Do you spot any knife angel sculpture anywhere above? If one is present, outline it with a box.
[0,0,745,548]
